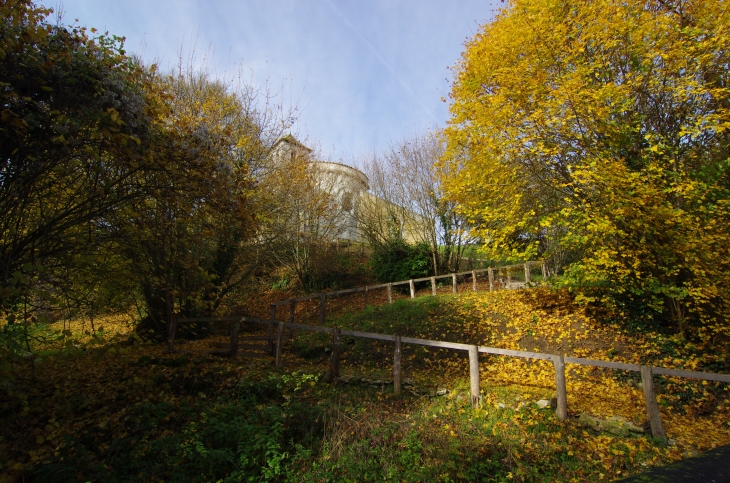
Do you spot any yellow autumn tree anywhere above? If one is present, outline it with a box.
[440,0,730,336]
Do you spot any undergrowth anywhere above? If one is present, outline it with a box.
[1,288,729,482]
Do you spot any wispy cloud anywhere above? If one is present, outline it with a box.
[323,0,438,123]
[42,0,497,158]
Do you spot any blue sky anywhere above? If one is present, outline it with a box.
[41,0,501,162]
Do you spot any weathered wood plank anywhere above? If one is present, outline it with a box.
[319,293,326,325]
[401,337,472,351]
[553,355,568,421]
[641,365,667,442]
[469,345,480,408]
[394,336,402,396]
[268,305,276,356]
[651,367,730,383]
[366,283,390,290]
[478,346,554,361]
[340,329,397,342]
[229,320,240,359]
[275,322,284,368]
[330,328,340,383]
[409,279,415,299]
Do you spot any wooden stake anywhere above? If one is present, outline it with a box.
[268,305,276,356]
[541,261,546,279]
[431,276,436,296]
[393,335,402,396]
[275,322,284,367]
[488,267,494,292]
[167,317,178,352]
[641,366,667,442]
[525,263,531,284]
[387,283,392,304]
[472,270,477,291]
[409,279,415,299]
[330,328,340,383]
[319,293,326,325]
[553,355,568,421]
[452,273,457,294]
[469,346,480,408]
[229,319,240,358]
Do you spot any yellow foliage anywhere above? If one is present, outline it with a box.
[440,0,730,335]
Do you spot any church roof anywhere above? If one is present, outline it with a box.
[272,134,313,153]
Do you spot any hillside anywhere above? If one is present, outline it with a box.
[2,287,728,482]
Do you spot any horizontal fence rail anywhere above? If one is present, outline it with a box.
[168,313,730,443]
[271,261,544,308]
[164,255,727,445]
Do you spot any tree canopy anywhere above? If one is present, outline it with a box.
[0,0,292,336]
[440,0,730,335]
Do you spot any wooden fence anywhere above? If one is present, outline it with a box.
[269,261,543,326]
[167,311,730,444]
[164,260,730,443]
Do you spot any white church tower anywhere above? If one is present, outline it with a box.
[271,135,369,242]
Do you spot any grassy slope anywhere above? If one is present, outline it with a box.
[1,288,729,482]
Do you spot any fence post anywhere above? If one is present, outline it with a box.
[167,317,178,352]
[488,267,494,292]
[452,273,457,294]
[229,319,240,358]
[552,355,568,421]
[330,328,340,383]
[387,283,393,304]
[507,269,512,290]
[525,263,531,284]
[469,346,480,408]
[409,279,415,299]
[641,366,667,442]
[393,335,402,396]
[275,322,285,368]
[319,293,326,325]
[541,261,546,280]
[430,276,436,296]
[472,270,477,291]
[268,305,276,356]
[364,286,369,308]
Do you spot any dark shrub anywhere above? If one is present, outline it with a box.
[369,240,433,284]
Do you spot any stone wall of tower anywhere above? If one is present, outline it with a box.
[311,161,369,241]
[272,136,369,242]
